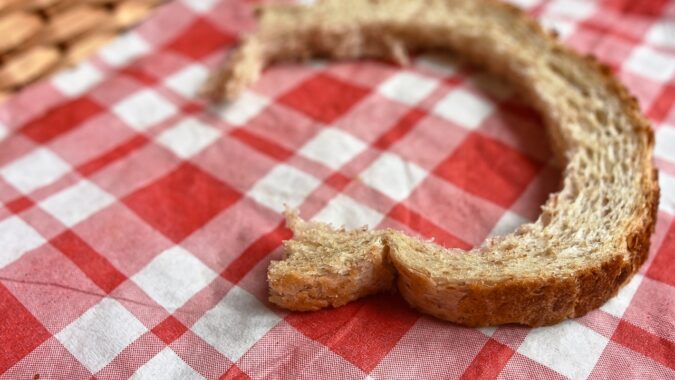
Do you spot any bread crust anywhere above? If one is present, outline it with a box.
[387,39,660,327]
[207,0,660,326]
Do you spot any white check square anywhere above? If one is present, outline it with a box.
[52,62,104,97]
[313,194,384,229]
[165,64,209,98]
[299,127,367,169]
[601,274,644,318]
[655,126,675,163]
[658,172,675,214]
[378,72,438,105]
[415,53,458,76]
[478,327,497,337]
[504,0,541,9]
[0,148,70,193]
[157,118,221,159]
[489,211,529,237]
[57,298,147,373]
[192,286,280,362]
[432,89,494,130]
[98,33,150,67]
[645,20,675,49]
[131,347,204,380]
[0,216,45,268]
[248,164,321,213]
[113,90,177,131]
[40,180,115,227]
[360,152,427,201]
[132,246,217,312]
[518,320,608,379]
[625,46,675,82]
[545,0,596,20]
[217,91,270,126]
[182,0,219,12]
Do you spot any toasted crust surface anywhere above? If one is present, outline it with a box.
[207,0,660,326]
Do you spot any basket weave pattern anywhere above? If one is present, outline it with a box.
[0,0,161,99]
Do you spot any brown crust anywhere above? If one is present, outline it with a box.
[393,253,648,327]
[385,2,660,327]
[391,4,659,326]
[209,0,660,326]
[390,50,660,325]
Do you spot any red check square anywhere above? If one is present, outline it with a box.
[461,339,515,379]
[0,284,51,375]
[166,19,236,60]
[123,163,241,243]
[647,222,675,287]
[21,97,103,144]
[51,230,127,294]
[5,196,34,214]
[647,84,675,123]
[278,73,370,124]
[220,365,250,380]
[434,133,542,208]
[152,316,188,345]
[612,320,675,370]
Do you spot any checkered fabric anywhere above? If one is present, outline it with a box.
[0,0,673,378]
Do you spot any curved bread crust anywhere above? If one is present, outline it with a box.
[207,0,660,326]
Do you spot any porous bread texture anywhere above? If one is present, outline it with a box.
[268,209,395,311]
[211,0,660,327]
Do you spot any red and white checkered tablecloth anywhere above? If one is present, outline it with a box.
[0,0,673,378]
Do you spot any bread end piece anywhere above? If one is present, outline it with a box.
[267,209,396,311]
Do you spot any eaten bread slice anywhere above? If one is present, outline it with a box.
[209,0,660,326]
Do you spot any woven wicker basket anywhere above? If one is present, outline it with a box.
[0,0,162,101]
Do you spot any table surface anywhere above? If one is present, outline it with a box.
[0,0,673,379]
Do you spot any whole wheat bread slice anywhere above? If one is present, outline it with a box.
[205,0,660,326]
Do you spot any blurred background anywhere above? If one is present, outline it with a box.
[0,0,163,102]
